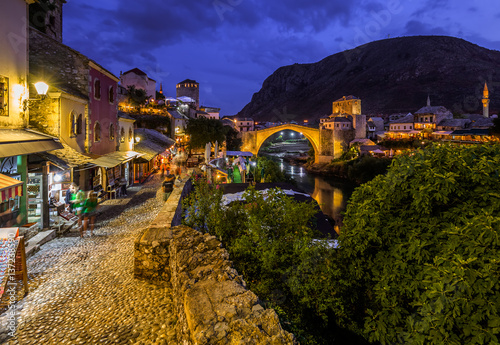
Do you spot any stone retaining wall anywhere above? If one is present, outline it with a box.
[134,177,296,344]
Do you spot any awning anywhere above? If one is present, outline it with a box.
[0,129,63,158]
[92,151,143,169]
[0,174,23,203]
[225,151,254,157]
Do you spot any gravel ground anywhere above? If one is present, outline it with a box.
[0,173,177,345]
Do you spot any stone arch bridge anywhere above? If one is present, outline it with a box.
[240,124,322,163]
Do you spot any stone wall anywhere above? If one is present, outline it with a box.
[134,178,296,344]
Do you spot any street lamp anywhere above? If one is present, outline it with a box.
[34,82,49,98]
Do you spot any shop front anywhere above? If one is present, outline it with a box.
[91,151,142,199]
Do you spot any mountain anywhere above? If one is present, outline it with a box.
[237,36,500,122]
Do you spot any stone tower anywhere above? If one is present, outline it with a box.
[29,0,66,42]
[176,79,199,109]
[331,95,361,115]
[482,82,490,118]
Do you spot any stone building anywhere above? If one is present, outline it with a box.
[28,0,65,43]
[120,68,157,101]
[319,95,367,159]
[0,0,63,229]
[414,96,453,131]
[176,79,199,110]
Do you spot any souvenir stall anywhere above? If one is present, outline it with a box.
[0,227,28,307]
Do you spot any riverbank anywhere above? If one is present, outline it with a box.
[304,156,393,185]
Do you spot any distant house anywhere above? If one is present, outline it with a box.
[199,106,221,120]
[235,118,255,132]
[387,113,416,139]
[168,109,189,138]
[367,117,385,139]
[414,97,453,134]
[120,68,157,100]
[436,118,471,131]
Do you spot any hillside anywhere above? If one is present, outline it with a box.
[237,36,500,122]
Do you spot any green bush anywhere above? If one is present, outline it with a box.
[334,143,500,344]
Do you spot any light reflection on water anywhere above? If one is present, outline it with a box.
[277,158,356,222]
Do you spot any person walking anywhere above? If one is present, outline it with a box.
[72,187,85,237]
[82,192,98,237]
[64,183,75,213]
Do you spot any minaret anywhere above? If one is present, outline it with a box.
[159,83,163,95]
[482,82,490,118]
[427,95,431,107]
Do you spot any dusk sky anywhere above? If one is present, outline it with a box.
[63,0,500,116]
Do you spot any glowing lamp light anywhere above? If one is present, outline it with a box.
[13,84,25,99]
[135,136,141,143]
[54,174,62,182]
[34,81,49,96]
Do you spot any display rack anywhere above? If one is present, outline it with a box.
[0,228,28,307]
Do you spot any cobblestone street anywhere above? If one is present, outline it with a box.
[0,173,177,345]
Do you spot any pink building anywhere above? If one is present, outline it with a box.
[88,61,120,155]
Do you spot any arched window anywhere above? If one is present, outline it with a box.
[129,128,133,142]
[120,127,125,143]
[109,86,114,103]
[109,123,115,140]
[76,114,83,135]
[70,112,76,136]
[94,122,101,142]
[94,79,101,99]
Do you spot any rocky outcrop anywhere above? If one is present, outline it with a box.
[238,36,500,122]
[134,178,296,344]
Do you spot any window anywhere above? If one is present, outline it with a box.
[120,127,125,143]
[404,126,406,130]
[109,86,114,103]
[0,76,8,116]
[129,128,133,142]
[109,123,115,140]
[70,112,77,136]
[94,122,101,142]
[94,79,101,99]
[76,114,83,135]
[410,125,412,129]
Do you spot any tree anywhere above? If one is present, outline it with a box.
[185,117,226,150]
[490,116,500,139]
[224,126,242,151]
[126,85,148,109]
[333,144,500,344]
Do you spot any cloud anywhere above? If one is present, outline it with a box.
[404,20,448,36]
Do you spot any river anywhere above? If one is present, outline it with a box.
[264,152,358,225]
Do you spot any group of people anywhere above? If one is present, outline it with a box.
[64,184,98,238]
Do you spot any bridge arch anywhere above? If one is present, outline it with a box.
[241,124,321,163]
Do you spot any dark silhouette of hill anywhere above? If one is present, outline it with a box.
[237,36,500,122]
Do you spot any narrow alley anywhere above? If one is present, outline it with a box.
[0,173,177,345]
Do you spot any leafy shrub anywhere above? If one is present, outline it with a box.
[334,143,500,344]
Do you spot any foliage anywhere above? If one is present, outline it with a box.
[347,156,392,184]
[186,117,226,150]
[132,115,170,133]
[255,156,293,184]
[491,116,500,138]
[334,143,500,344]
[127,85,149,107]
[224,126,242,151]
[183,181,343,344]
[378,138,418,149]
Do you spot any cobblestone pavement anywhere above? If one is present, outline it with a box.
[0,173,177,345]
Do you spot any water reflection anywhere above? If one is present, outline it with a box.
[277,158,356,222]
